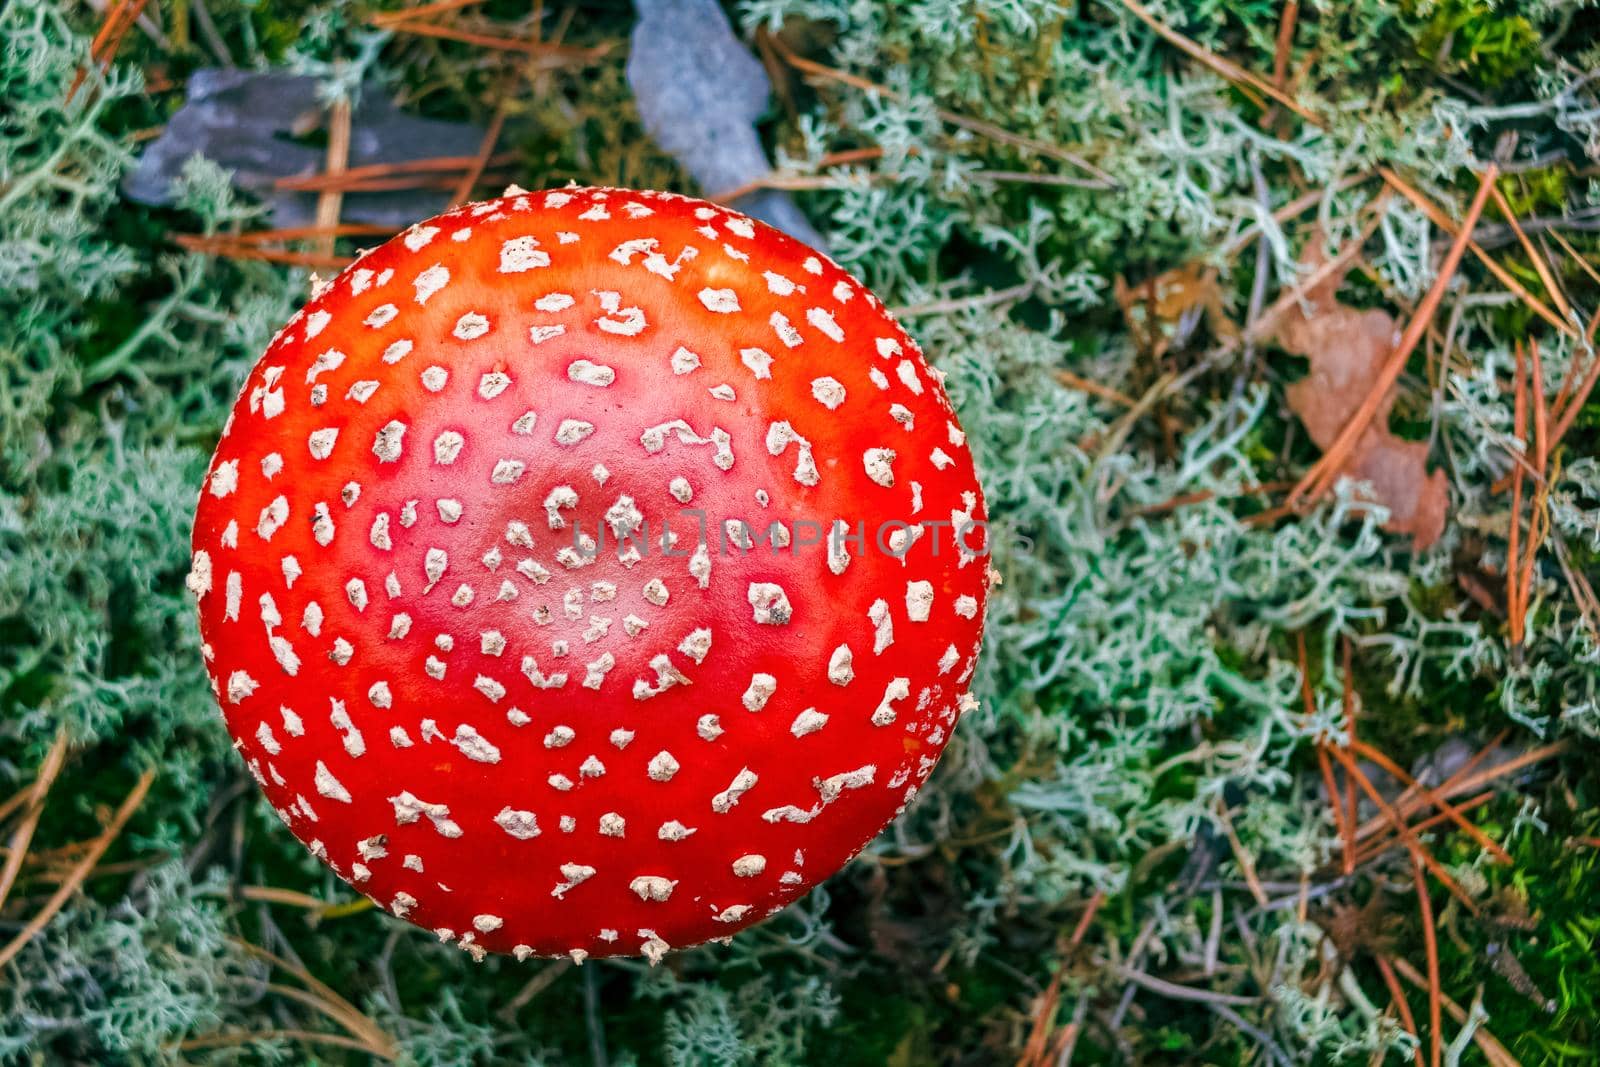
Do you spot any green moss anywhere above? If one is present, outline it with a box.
[1408,0,1542,88]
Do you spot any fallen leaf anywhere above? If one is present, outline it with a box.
[1114,263,1237,360]
[1269,238,1448,549]
[124,69,488,229]
[627,0,826,247]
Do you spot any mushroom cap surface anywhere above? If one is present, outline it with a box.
[190,186,988,960]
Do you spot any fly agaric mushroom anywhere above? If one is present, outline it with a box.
[189,186,988,962]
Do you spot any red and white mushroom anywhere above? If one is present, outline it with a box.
[189,186,989,962]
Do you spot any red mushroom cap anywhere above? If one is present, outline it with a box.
[189,186,988,962]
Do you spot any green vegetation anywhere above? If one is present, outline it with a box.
[1,0,1598,1062]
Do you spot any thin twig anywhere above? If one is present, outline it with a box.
[1412,853,1442,1067]
[584,964,608,1067]
[1216,802,1269,907]
[450,106,509,207]
[892,281,1034,318]
[1219,171,1375,259]
[1115,966,1260,1007]
[314,94,352,262]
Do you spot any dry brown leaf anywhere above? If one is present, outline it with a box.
[1115,263,1238,360]
[1269,239,1448,549]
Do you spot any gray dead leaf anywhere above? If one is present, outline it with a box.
[124,68,487,229]
[628,0,825,248]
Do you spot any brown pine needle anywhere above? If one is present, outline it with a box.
[0,728,71,916]
[1548,227,1600,289]
[1352,790,1496,868]
[1390,958,1522,1067]
[368,0,484,27]
[275,153,519,193]
[1353,739,1567,842]
[1487,182,1575,325]
[1055,369,1136,407]
[1271,2,1299,92]
[0,768,155,971]
[1068,890,1105,949]
[1122,481,1295,522]
[233,938,399,1058]
[69,0,149,101]
[1297,632,1356,872]
[1318,744,1353,869]
[1373,954,1421,1063]
[0,785,33,828]
[379,17,609,59]
[238,884,375,921]
[239,885,330,910]
[1509,341,1528,650]
[172,235,353,271]
[1019,892,1104,1067]
[1380,729,1511,834]
[228,223,393,245]
[1411,852,1442,1067]
[710,147,889,203]
[1294,164,1498,505]
[1549,312,1600,455]
[764,33,1115,188]
[1341,639,1359,875]
[1018,967,1064,1067]
[1379,167,1575,338]
[1554,533,1600,636]
[1326,745,1479,915]
[1348,740,1510,863]
[1530,338,1550,479]
[1513,339,1553,652]
[1117,0,1321,124]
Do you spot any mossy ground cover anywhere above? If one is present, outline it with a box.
[2,0,1598,1063]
